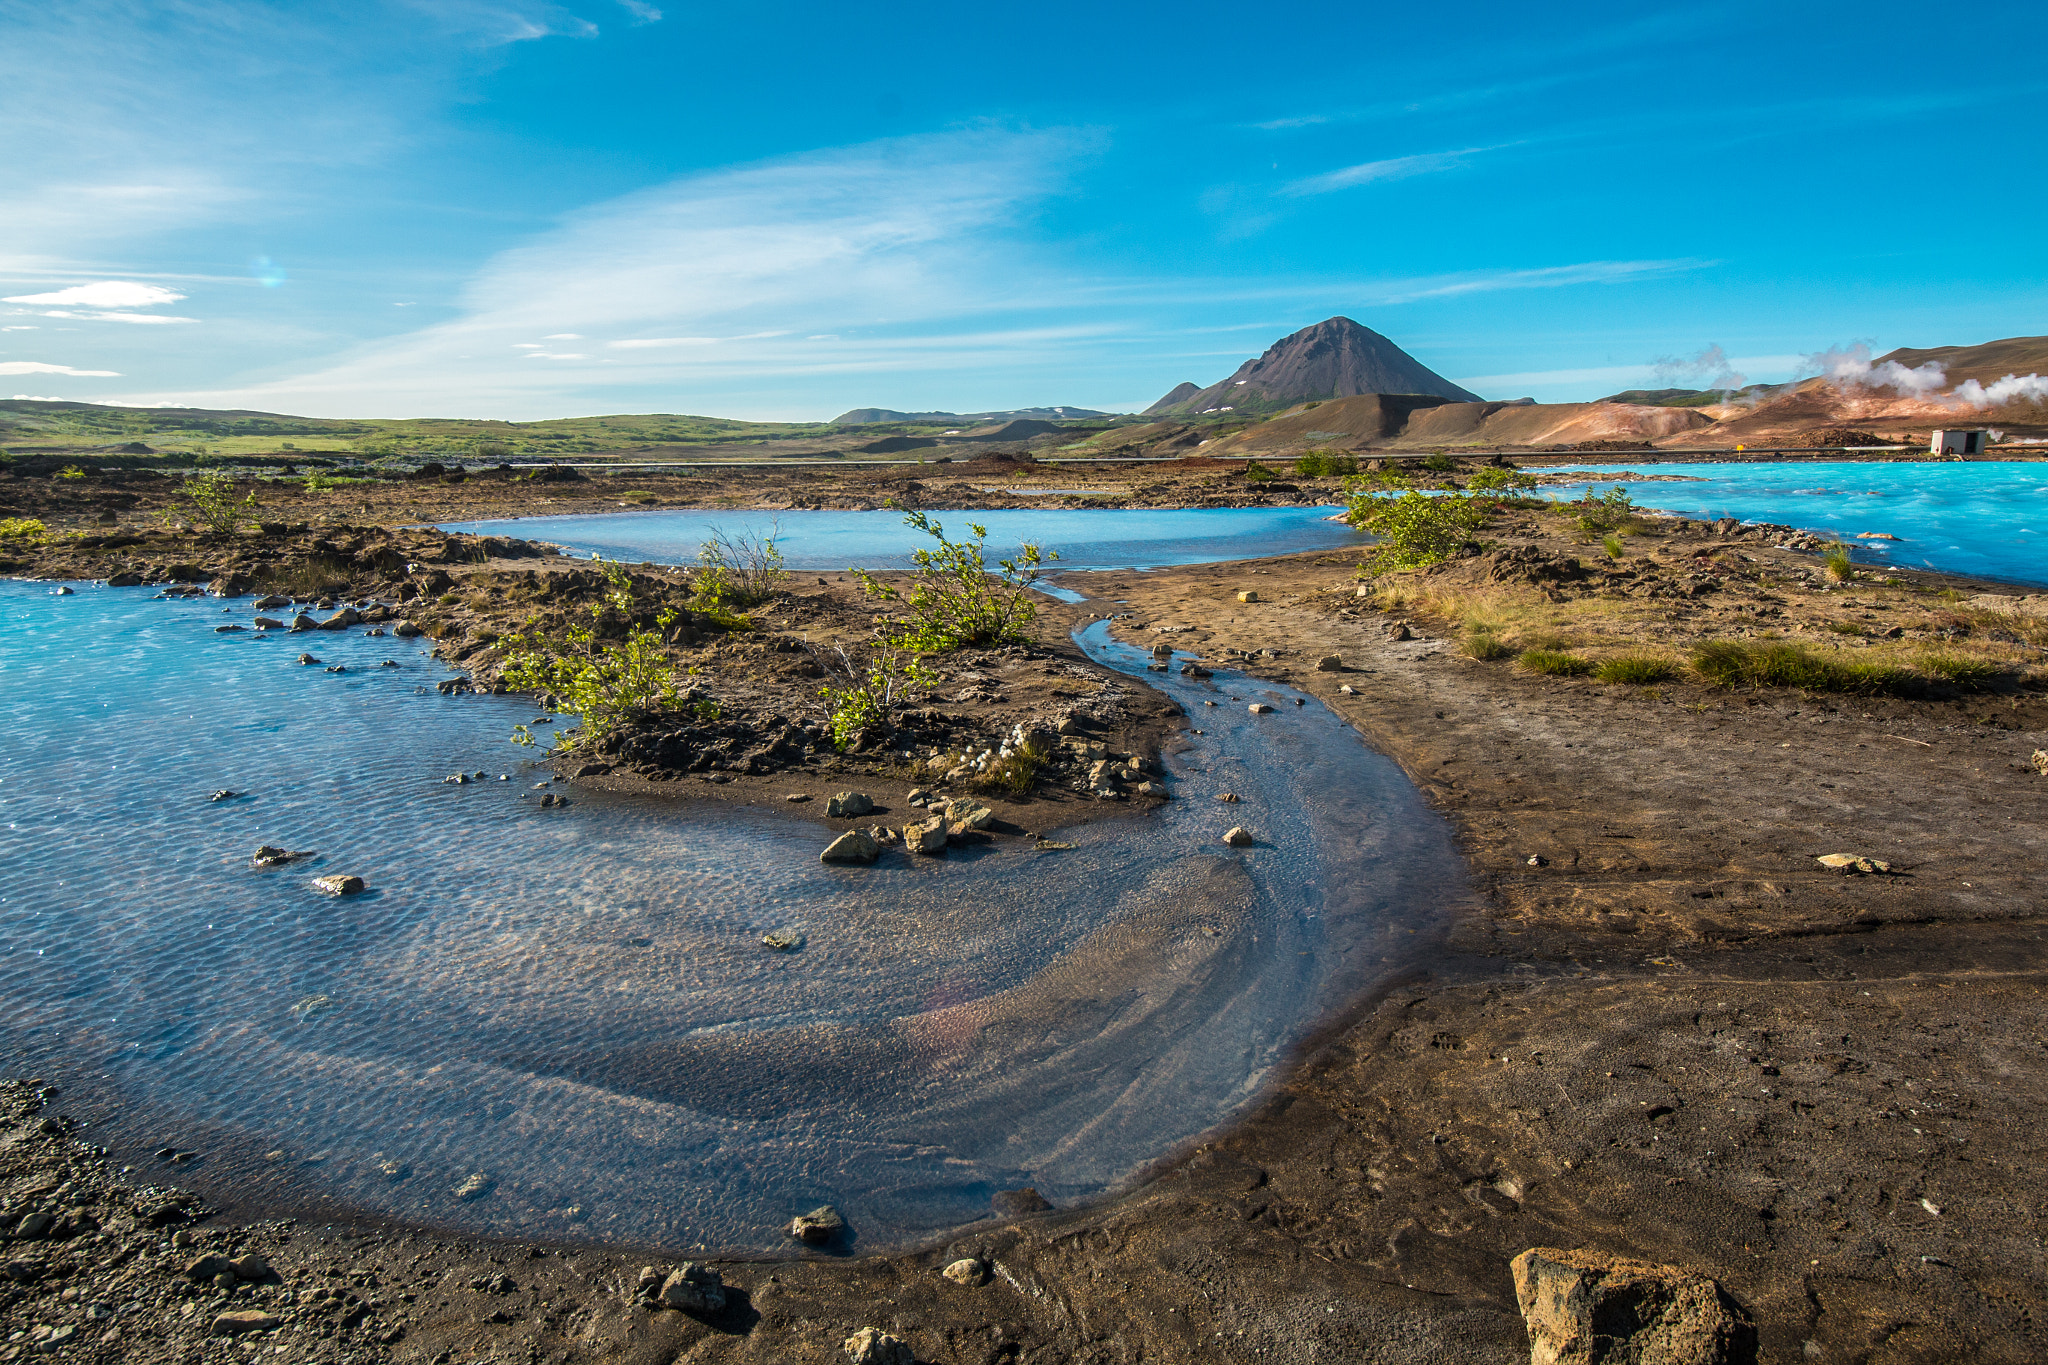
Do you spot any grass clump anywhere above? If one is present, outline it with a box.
[971,734,1054,797]
[1519,648,1595,677]
[1459,627,1517,661]
[1917,650,2002,690]
[256,555,352,598]
[1602,534,1626,559]
[1822,543,1855,582]
[1690,640,1919,695]
[692,523,786,613]
[853,506,1054,652]
[1594,653,1677,685]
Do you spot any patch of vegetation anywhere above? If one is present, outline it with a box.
[1241,460,1278,482]
[1594,653,1677,685]
[1459,626,1516,660]
[1346,490,1488,575]
[1690,640,1920,695]
[167,470,259,536]
[1917,650,2002,690]
[1421,453,1455,472]
[971,733,1054,798]
[1826,620,1867,636]
[0,517,48,542]
[1602,534,1626,559]
[1466,468,1537,496]
[1822,543,1855,582]
[692,524,786,611]
[1566,485,1637,536]
[501,558,681,746]
[1294,450,1359,477]
[819,648,936,751]
[1518,649,1595,677]
[55,465,86,480]
[853,507,1055,652]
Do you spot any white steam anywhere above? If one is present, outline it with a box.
[1802,341,2048,409]
[1652,343,1747,391]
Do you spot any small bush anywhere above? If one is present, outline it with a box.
[1459,628,1516,661]
[500,557,682,747]
[1595,653,1677,684]
[0,517,48,542]
[169,470,259,536]
[819,648,935,750]
[1519,649,1594,677]
[1421,453,1455,472]
[1466,467,1537,495]
[1294,450,1358,477]
[1242,460,1277,482]
[1918,651,2002,690]
[1822,543,1854,582]
[852,506,1054,652]
[1568,484,1636,535]
[1346,490,1488,575]
[56,465,87,480]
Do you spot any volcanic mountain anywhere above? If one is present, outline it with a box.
[1144,317,1483,417]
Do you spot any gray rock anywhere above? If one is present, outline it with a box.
[253,846,313,868]
[1385,621,1413,641]
[842,1327,913,1365]
[296,652,321,665]
[452,1172,493,1200]
[941,1257,988,1286]
[107,571,144,587]
[209,1311,281,1337]
[1510,1246,1754,1364]
[657,1263,726,1314]
[904,818,948,855]
[1315,654,1343,671]
[993,1187,1052,1215]
[788,1204,846,1243]
[318,607,363,630]
[213,623,244,633]
[785,792,813,802]
[289,613,319,631]
[1247,702,1274,714]
[826,791,874,818]
[183,1254,235,1282]
[254,594,290,609]
[251,616,283,629]
[393,621,424,638]
[1816,853,1892,874]
[762,929,806,951]
[310,874,365,896]
[820,829,880,864]
[1223,826,1255,847]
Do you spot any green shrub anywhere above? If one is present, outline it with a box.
[852,506,1055,652]
[1519,649,1594,677]
[1690,640,1920,695]
[1294,450,1358,477]
[1459,628,1516,661]
[1345,490,1488,575]
[1602,534,1625,559]
[1917,651,2001,690]
[1421,453,1455,472]
[169,470,259,536]
[819,649,935,750]
[55,465,87,480]
[1466,467,1537,495]
[693,523,786,611]
[1594,653,1676,684]
[500,558,681,746]
[1822,543,1855,582]
[474,440,513,461]
[1567,484,1637,535]
[0,517,47,542]
[1242,460,1277,482]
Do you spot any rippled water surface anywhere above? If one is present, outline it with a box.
[1,583,1465,1250]
[1543,461,2048,586]
[442,505,1358,571]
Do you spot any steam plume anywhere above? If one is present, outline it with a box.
[1802,342,2048,410]
[1651,343,1746,391]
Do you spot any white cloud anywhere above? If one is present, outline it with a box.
[10,394,67,401]
[4,281,186,308]
[1283,147,1496,197]
[541,332,583,339]
[152,127,1088,415]
[0,362,122,377]
[31,310,196,325]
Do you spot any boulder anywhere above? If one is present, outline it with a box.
[993,1187,1052,1215]
[1248,703,1274,714]
[843,1327,914,1365]
[252,846,312,868]
[1223,826,1255,847]
[393,621,424,638]
[1385,621,1413,641]
[1816,853,1892,874]
[289,613,319,632]
[656,1263,727,1314]
[787,1205,846,1244]
[209,1311,282,1337]
[1236,589,1259,602]
[761,929,806,951]
[820,830,880,864]
[452,1173,493,1200]
[183,1254,236,1282]
[1510,1246,1755,1365]
[826,791,874,818]
[107,571,144,587]
[941,1258,988,1286]
[254,594,291,609]
[228,1253,270,1281]
[318,607,363,630]
[1315,654,1343,671]
[905,819,948,856]
[310,874,365,896]
[252,616,283,630]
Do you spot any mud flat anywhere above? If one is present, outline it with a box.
[5,484,2048,1363]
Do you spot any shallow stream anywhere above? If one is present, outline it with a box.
[0,583,1466,1251]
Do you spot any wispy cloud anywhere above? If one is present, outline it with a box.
[4,281,185,308]
[1282,146,1502,197]
[0,361,123,377]
[143,127,1094,416]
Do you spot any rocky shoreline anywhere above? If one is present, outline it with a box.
[6,471,2048,1363]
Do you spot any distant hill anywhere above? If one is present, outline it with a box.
[829,405,1109,425]
[1144,317,1482,417]
[1873,335,2048,389]
[1145,382,1201,412]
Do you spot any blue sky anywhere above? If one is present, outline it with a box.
[2,0,2042,420]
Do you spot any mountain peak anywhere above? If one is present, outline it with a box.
[1145,317,1481,415]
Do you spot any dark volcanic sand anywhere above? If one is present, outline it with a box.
[4,475,2047,1364]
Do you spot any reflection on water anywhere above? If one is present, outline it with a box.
[441,505,1358,572]
[0,583,1466,1250]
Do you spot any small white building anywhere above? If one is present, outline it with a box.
[1929,429,1989,456]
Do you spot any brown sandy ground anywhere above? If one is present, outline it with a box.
[6,496,2048,1364]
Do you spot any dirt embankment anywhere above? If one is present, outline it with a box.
[6,496,2048,1364]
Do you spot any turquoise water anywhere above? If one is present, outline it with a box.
[0,582,1465,1250]
[443,505,1359,571]
[1543,461,2048,586]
